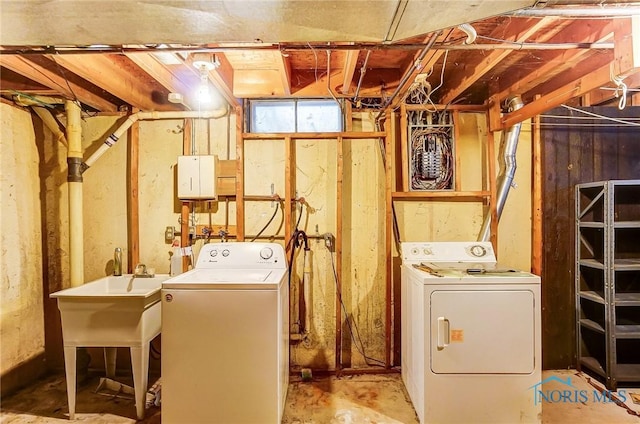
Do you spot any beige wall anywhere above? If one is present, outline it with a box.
[1,103,45,375]
[26,105,532,375]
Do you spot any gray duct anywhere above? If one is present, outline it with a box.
[478,96,524,242]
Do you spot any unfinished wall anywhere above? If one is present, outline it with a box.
[394,113,532,270]
[0,103,45,386]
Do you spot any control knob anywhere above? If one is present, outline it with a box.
[260,247,273,260]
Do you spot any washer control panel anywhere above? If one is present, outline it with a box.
[196,242,286,269]
[401,241,496,264]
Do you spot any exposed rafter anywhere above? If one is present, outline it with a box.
[341,50,360,94]
[438,17,557,105]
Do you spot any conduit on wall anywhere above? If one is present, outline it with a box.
[478,96,524,242]
[84,108,228,168]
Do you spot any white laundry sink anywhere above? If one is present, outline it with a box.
[51,274,169,346]
[51,274,169,420]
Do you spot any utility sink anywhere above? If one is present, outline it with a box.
[51,274,170,420]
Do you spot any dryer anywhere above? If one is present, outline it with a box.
[401,242,541,423]
[161,242,288,423]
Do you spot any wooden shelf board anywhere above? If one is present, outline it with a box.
[579,357,606,378]
[579,259,606,270]
[616,292,640,306]
[580,318,605,334]
[579,291,605,304]
[614,324,640,339]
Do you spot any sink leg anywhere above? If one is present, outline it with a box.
[63,346,77,420]
[104,347,117,379]
[130,345,149,420]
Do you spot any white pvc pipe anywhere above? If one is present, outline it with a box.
[33,106,68,147]
[84,108,228,168]
[66,101,84,287]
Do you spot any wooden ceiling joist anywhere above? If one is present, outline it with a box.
[51,54,174,111]
[438,17,557,106]
[494,19,614,103]
[0,55,118,111]
[341,50,360,94]
[124,52,194,107]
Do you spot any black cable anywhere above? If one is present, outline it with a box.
[329,248,385,367]
[250,202,281,242]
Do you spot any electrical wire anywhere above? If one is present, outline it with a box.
[249,202,282,242]
[329,248,385,367]
[560,104,640,127]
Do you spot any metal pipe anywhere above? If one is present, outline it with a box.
[0,41,613,56]
[376,31,440,121]
[511,6,640,17]
[478,96,524,242]
[66,101,84,287]
[353,50,371,101]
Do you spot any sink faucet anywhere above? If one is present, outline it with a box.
[134,263,154,278]
[114,248,122,276]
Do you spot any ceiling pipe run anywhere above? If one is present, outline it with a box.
[478,96,524,242]
[0,41,613,55]
[83,108,228,169]
[511,6,640,17]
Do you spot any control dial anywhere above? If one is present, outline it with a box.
[209,249,218,257]
[470,244,487,258]
[260,247,274,260]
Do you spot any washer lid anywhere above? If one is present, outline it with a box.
[162,268,286,289]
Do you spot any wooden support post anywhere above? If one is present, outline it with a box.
[127,109,140,272]
[400,104,409,192]
[335,136,344,374]
[384,111,393,369]
[236,106,245,241]
[532,96,543,275]
[453,110,462,191]
[181,119,192,272]
[284,136,295,247]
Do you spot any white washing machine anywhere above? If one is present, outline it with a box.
[161,242,289,424]
[401,242,541,424]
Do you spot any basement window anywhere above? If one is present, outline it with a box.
[249,99,343,133]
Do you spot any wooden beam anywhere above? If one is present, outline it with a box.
[400,104,409,191]
[183,52,239,107]
[284,136,295,246]
[124,52,194,106]
[341,50,359,94]
[503,62,640,128]
[583,71,640,106]
[236,106,245,241]
[51,54,174,111]
[0,55,118,111]
[275,53,292,96]
[486,120,498,250]
[531,95,542,275]
[127,108,140,273]
[439,17,556,105]
[335,135,344,374]
[494,19,614,103]
[384,114,392,369]
[181,119,192,272]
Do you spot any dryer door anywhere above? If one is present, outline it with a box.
[429,289,535,374]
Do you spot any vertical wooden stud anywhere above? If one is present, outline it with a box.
[532,95,543,275]
[284,136,295,248]
[335,135,344,374]
[384,111,393,368]
[236,105,245,241]
[400,104,409,192]
[486,118,498,251]
[127,109,140,273]
[181,119,192,272]
[453,110,462,191]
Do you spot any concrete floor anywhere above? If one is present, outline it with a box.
[1,370,639,423]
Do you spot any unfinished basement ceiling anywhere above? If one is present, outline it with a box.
[0,0,536,44]
[0,0,638,127]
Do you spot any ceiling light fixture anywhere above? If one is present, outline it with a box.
[192,54,220,104]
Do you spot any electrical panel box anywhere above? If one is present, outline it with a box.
[407,110,455,191]
[177,155,217,200]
